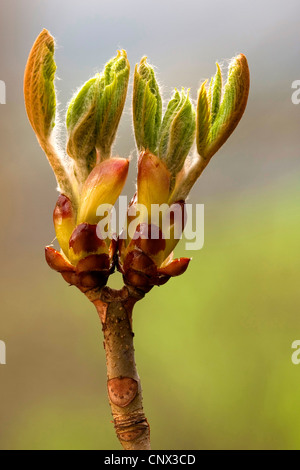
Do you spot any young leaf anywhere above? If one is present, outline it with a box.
[96,50,130,159]
[196,80,211,158]
[24,29,56,140]
[172,54,249,202]
[196,54,250,160]
[24,29,76,202]
[133,57,162,153]
[158,89,196,176]
[66,76,100,182]
[66,50,129,185]
[210,63,222,123]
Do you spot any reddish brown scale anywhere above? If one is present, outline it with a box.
[76,254,110,273]
[45,246,75,272]
[69,223,106,255]
[78,271,108,289]
[61,271,80,286]
[109,238,118,260]
[124,270,152,288]
[53,194,74,222]
[153,274,170,286]
[158,257,191,277]
[133,224,166,256]
[123,250,157,277]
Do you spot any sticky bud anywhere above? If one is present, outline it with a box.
[133,57,162,153]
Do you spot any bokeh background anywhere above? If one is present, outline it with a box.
[0,0,299,450]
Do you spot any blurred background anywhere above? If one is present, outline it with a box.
[0,0,299,450]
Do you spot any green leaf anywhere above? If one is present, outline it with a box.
[158,89,196,176]
[24,29,57,140]
[133,57,162,153]
[96,50,130,158]
[196,80,211,158]
[24,29,77,203]
[196,54,250,160]
[66,50,130,185]
[66,75,99,181]
[210,63,222,123]
[208,54,250,157]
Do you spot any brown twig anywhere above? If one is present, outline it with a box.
[86,286,151,450]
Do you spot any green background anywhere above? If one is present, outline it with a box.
[0,0,299,450]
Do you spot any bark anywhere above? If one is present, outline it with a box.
[86,286,151,450]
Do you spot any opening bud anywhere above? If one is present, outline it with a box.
[196,54,250,160]
[24,29,76,201]
[66,50,130,185]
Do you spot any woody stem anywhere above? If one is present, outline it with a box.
[86,286,151,450]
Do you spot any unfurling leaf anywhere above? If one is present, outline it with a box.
[133,57,162,153]
[196,80,211,158]
[196,54,250,160]
[158,89,196,176]
[66,51,130,184]
[209,63,222,124]
[170,54,249,203]
[24,29,56,140]
[66,76,99,182]
[24,29,77,202]
[96,50,130,158]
